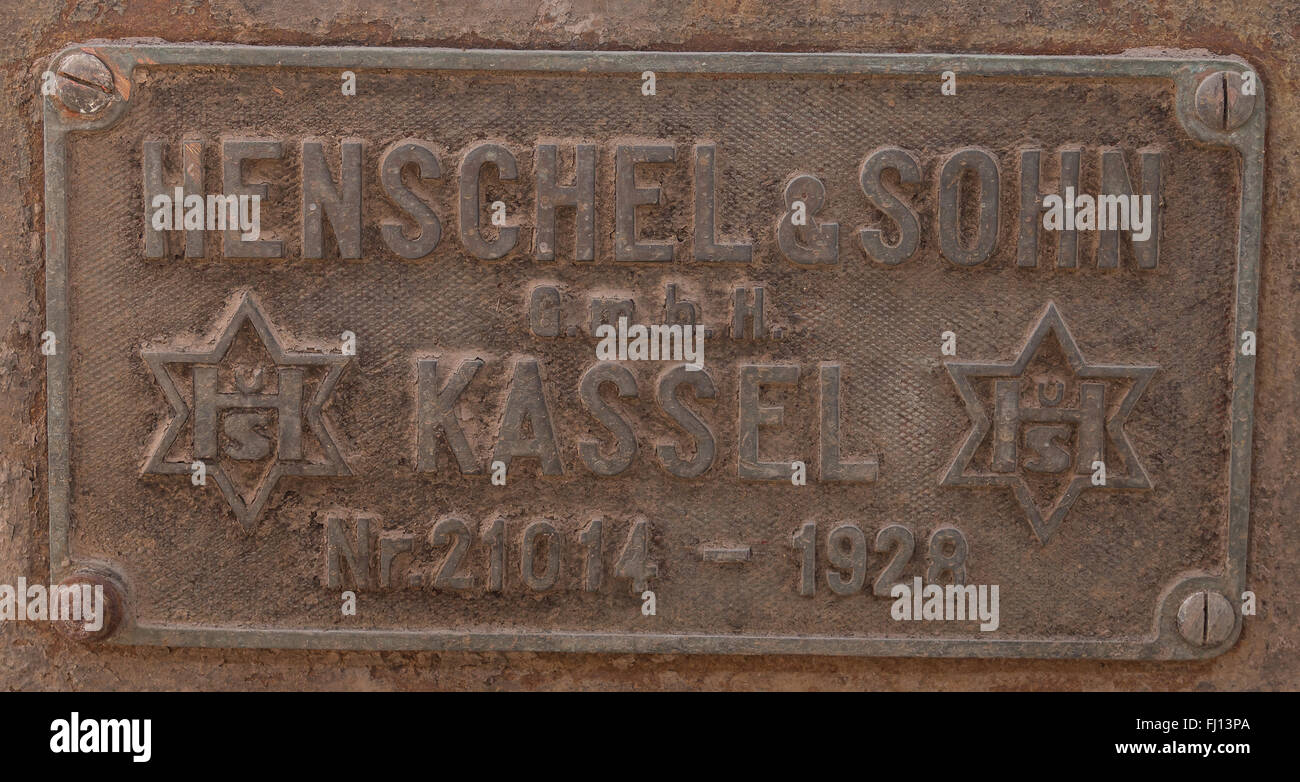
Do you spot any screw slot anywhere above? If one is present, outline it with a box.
[50,51,117,115]
[1177,590,1235,648]
[1194,70,1256,133]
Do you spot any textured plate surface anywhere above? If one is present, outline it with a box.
[42,45,1264,657]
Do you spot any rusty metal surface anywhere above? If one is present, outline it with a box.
[0,0,1296,691]
[38,44,1262,658]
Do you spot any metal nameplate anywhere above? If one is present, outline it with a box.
[42,44,1264,657]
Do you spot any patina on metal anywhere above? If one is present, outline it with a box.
[42,44,1264,658]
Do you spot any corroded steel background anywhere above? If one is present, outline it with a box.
[1,1,1296,689]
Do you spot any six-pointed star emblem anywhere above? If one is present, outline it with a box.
[141,292,351,532]
[942,302,1157,543]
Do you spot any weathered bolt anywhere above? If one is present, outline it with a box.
[1194,71,1256,132]
[1176,590,1235,647]
[51,51,117,115]
[52,568,126,643]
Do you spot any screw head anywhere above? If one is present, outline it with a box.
[51,51,117,115]
[1177,590,1235,648]
[1194,71,1256,132]
[53,568,126,643]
